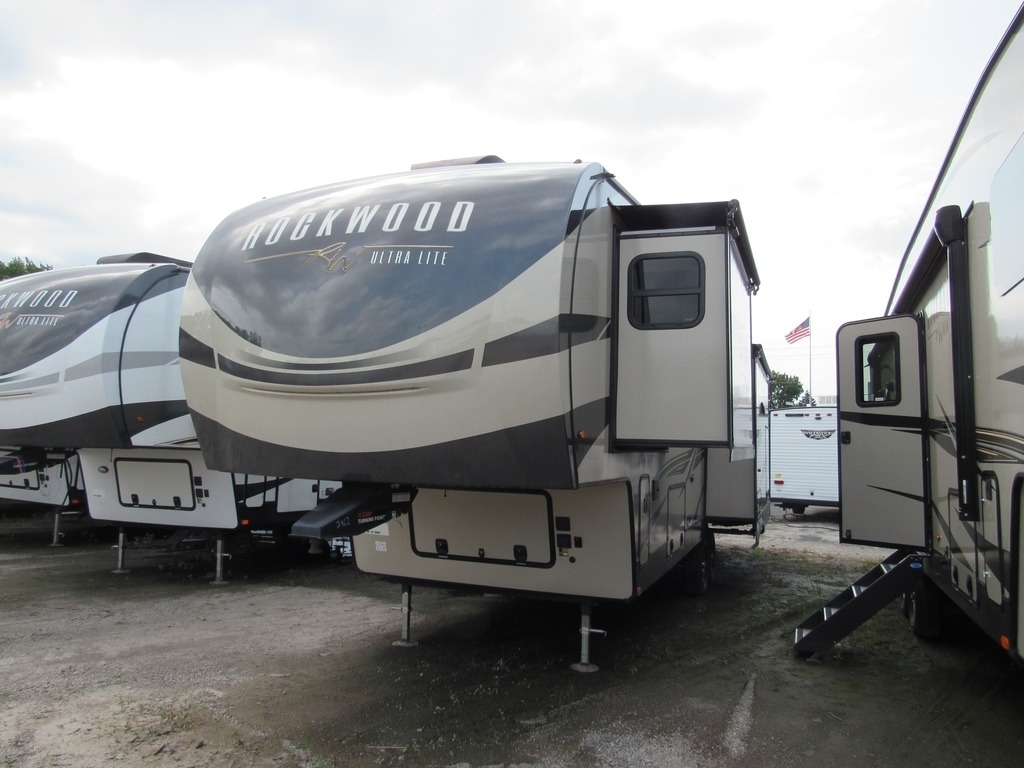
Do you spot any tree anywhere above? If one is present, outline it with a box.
[769,370,815,410]
[796,390,818,407]
[0,257,52,281]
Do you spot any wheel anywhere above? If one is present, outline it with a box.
[790,505,806,515]
[907,579,943,639]
[681,536,713,596]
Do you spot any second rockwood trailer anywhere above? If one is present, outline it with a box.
[179,158,767,668]
[0,255,325,571]
[0,450,85,514]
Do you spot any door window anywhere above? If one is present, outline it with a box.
[856,334,901,406]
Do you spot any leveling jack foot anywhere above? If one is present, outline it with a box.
[572,605,606,673]
[391,583,418,647]
[49,510,64,547]
[211,536,231,585]
[112,528,129,574]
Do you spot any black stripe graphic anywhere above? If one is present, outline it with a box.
[997,364,1024,386]
[482,314,609,367]
[216,349,474,387]
[179,328,216,369]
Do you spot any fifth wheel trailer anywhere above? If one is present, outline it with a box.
[794,7,1024,663]
[0,449,85,514]
[0,255,322,562]
[179,158,766,668]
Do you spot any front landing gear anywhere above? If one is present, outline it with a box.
[112,527,130,573]
[681,529,715,596]
[210,534,230,585]
[570,603,606,673]
[392,582,419,647]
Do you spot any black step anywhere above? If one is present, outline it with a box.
[794,551,926,656]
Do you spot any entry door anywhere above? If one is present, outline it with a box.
[837,315,927,548]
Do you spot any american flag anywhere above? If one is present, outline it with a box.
[785,317,810,344]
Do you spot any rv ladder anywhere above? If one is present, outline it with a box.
[793,551,926,658]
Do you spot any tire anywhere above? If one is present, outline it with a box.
[907,579,943,639]
[681,536,713,596]
[790,505,806,515]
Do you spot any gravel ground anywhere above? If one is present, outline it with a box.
[1,505,1022,767]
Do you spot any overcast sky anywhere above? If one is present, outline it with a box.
[1,0,1020,395]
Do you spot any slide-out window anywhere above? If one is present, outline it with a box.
[628,252,704,329]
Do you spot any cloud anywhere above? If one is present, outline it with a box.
[0,131,157,263]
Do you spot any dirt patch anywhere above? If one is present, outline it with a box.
[1,506,1022,767]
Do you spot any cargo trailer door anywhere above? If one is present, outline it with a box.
[837,315,927,548]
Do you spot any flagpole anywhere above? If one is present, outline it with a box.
[807,311,812,400]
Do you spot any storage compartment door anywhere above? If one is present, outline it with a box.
[114,457,197,510]
[614,233,728,445]
[409,489,554,567]
[837,315,927,547]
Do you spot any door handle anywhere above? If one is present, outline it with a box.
[841,431,851,444]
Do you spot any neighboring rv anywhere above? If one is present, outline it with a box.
[0,449,85,514]
[179,158,766,667]
[768,407,839,515]
[708,344,773,542]
[0,255,322,555]
[795,7,1024,664]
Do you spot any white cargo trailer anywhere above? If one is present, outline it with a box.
[794,7,1024,665]
[768,407,839,515]
[180,158,767,667]
[0,255,322,563]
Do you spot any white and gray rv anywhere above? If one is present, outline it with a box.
[179,159,767,667]
[0,449,85,515]
[795,7,1024,665]
[768,407,839,515]
[0,254,322,558]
